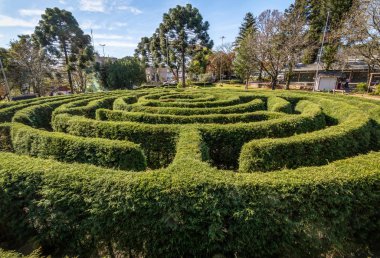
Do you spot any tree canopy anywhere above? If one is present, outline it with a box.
[33,7,94,93]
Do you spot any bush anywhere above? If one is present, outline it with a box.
[11,123,147,171]
[0,151,378,257]
[200,100,326,169]
[52,114,179,169]
[355,82,368,92]
[267,96,293,113]
[240,112,372,172]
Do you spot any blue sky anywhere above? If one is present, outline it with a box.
[0,0,293,58]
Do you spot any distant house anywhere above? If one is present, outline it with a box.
[51,86,71,96]
[290,58,380,89]
[145,67,179,83]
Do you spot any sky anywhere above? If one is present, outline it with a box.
[0,0,293,58]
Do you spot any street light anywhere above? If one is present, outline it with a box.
[220,36,225,84]
[99,44,106,58]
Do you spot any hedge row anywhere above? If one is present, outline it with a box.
[52,114,179,169]
[117,98,266,115]
[11,123,146,171]
[96,109,286,124]
[139,95,254,108]
[11,95,93,129]
[199,100,326,169]
[0,151,378,257]
[267,96,293,113]
[240,112,373,172]
[0,94,78,123]
[0,123,12,151]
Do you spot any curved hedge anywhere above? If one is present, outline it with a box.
[0,88,379,257]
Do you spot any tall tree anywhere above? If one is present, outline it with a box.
[33,7,94,93]
[296,0,354,64]
[280,4,309,89]
[158,4,213,87]
[338,0,380,83]
[208,43,235,80]
[8,35,54,95]
[233,32,257,90]
[235,12,257,46]
[253,10,287,90]
[188,46,212,77]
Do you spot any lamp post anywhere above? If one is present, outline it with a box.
[220,36,225,84]
[99,44,106,58]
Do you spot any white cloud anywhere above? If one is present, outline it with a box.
[118,5,142,15]
[0,34,3,38]
[80,0,106,12]
[19,9,44,17]
[21,30,34,35]
[99,40,137,48]
[81,21,103,30]
[59,0,66,4]
[94,33,125,39]
[0,15,35,27]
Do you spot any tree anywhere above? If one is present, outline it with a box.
[235,12,257,46]
[188,46,212,77]
[158,4,213,87]
[280,4,309,89]
[208,43,235,80]
[295,0,354,64]
[96,57,146,90]
[233,32,257,90]
[8,35,54,95]
[253,10,287,90]
[338,0,380,83]
[34,7,94,93]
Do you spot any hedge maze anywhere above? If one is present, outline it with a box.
[0,88,379,257]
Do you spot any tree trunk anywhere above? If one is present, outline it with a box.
[62,41,74,94]
[258,63,263,81]
[286,63,293,90]
[245,75,249,90]
[181,50,186,87]
[271,75,277,90]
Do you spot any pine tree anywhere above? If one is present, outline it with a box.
[235,12,257,46]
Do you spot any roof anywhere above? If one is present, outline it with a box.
[294,59,378,72]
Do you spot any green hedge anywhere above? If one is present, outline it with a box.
[52,114,179,169]
[0,95,76,123]
[0,151,378,257]
[267,96,292,113]
[138,95,254,108]
[240,112,373,172]
[11,123,146,171]
[96,109,286,124]
[118,98,266,115]
[200,100,326,169]
[0,123,12,151]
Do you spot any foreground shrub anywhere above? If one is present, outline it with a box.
[11,123,147,171]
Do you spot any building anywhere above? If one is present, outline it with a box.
[145,67,180,83]
[290,58,380,89]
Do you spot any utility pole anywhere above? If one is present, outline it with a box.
[99,44,106,58]
[314,11,330,91]
[166,36,170,81]
[0,58,11,100]
[220,36,225,84]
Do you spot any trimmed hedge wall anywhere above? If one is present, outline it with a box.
[0,151,378,257]
[11,123,146,171]
[52,114,179,169]
[200,100,326,169]
[267,96,292,113]
[117,98,266,115]
[240,112,373,172]
[96,109,286,124]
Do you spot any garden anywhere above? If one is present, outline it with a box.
[0,87,379,257]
